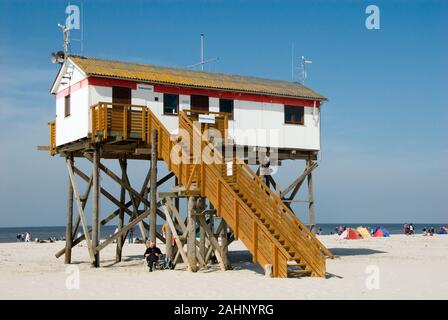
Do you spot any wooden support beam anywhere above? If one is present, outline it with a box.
[187,196,198,272]
[74,166,134,217]
[219,219,231,269]
[155,172,175,187]
[116,157,127,262]
[164,202,191,270]
[118,158,147,242]
[66,159,95,263]
[95,208,152,253]
[307,159,316,229]
[65,155,74,264]
[164,206,173,263]
[199,220,206,266]
[197,215,226,271]
[84,153,154,211]
[150,128,158,243]
[92,149,100,268]
[165,198,186,232]
[281,162,318,200]
[71,173,93,240]
[197,197,206,267]
[174,177,180,212]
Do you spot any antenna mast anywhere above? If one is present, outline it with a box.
[301,55,313,85]
[200,33,204,71]
[58,23,70,59]
[291,42,295,81]
[186,33,218,70]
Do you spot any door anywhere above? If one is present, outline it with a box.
[112,86,131,104]
[190,94,209,113]
[111,86,132,134]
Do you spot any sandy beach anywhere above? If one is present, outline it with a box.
[0,234,447,300]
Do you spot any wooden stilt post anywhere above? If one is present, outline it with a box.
[198,197,206,267]
[150,128,158,243]
[65,155,74,264]
[116,156,126,262]
[219,219,231,269]
[187,196,197,272]
[174,177,180,211]
[92,149,100,267]
[208,202,215,263]
[164,204,173,264]
[307,158,315,231]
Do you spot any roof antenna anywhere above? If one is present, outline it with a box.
[51,22,70,64]
[51,2,72,65]
[291,42,295,81]
[301,55,312,85]
[185,33,219,70]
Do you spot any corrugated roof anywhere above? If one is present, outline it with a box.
[69,55,326,101]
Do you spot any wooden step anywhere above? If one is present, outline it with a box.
[287,269,312,277]
[288,262,307,268]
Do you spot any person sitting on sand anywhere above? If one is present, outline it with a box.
[144,241,162,272]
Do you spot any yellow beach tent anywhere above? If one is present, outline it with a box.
[356,227,371,238]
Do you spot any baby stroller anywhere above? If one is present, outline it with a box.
[143,254,173,271]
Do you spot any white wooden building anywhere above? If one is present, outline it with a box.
[47,56,331,274]
[50,56,326,159]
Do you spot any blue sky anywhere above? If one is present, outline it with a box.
[0,0,447,227]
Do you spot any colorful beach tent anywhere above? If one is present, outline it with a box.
[338,228,360,240]
[373,226,390,237]
[438,227,448,234]
[356,227,371,238]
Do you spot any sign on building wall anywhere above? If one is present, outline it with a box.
[136,83,154,92]
[198,114,216,124]
[226,161,233,176]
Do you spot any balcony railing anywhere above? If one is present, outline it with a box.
[48,120,56,156]
[48,102,231,156]
[91,102,148,143]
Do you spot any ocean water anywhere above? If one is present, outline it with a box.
[1,223,446,243]
[0,225,163,243]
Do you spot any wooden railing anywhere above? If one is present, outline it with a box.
[90,102,147,142]
[48,120,57,156]
[235,162,326,276]
[176,110,327,277]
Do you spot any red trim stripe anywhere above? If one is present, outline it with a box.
[55,76,321,107]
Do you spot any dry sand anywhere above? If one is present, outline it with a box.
[0,234,447,299]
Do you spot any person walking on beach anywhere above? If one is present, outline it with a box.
[409,224,414,235]
[24,232,31,242]
[404,224,410,235]
[144,241,162,272]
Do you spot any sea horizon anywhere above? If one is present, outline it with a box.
[1,223,446,243]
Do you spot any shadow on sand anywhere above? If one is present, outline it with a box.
[328,248,387,256]
[228,249,264,275]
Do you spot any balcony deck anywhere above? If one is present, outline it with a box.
[46,101,317,161]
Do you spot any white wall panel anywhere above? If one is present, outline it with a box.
[55,81,321,150]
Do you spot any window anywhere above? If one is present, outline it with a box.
[219,99,234,120]
[284,105,304,125]
[163,93,179,115]
[64,95,71,117]
[190,94,209,112]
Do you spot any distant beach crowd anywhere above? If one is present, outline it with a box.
[16,232,64,243]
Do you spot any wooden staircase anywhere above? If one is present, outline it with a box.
[89,103,330,277]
